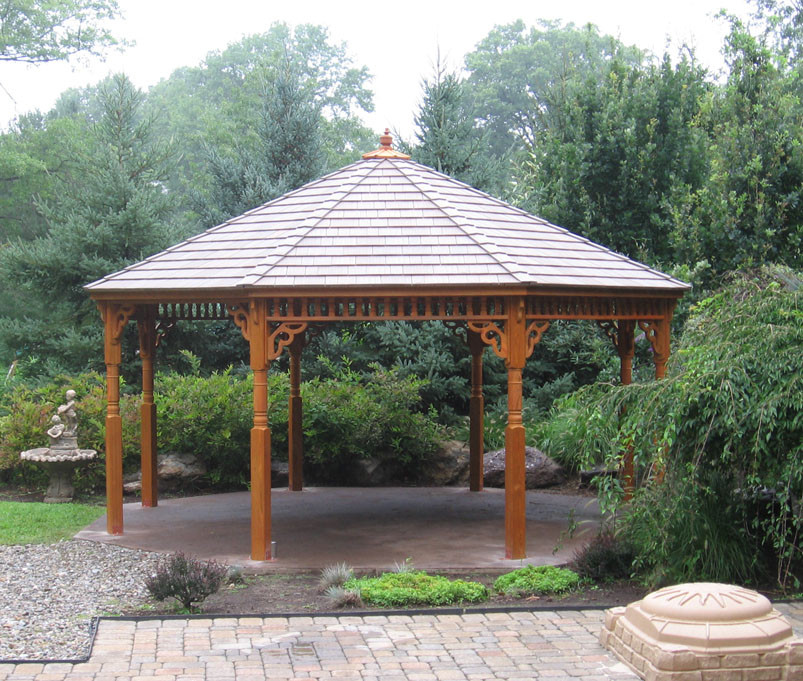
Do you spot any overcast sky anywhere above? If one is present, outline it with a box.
[0,0,753,136]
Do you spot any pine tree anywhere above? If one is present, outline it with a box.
[0,74,176,373]
[195,63,323,227]
[412,60,506,196]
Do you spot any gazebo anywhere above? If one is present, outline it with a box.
[86,131,688,562]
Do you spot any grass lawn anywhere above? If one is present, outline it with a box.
[0,501,104,544]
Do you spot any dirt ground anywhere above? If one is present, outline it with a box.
[136,570,648,616]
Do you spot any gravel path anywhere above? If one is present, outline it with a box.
[0,540,162,661]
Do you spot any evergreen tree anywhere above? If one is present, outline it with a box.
[0,74,177,373]
[412,60,505,196]
[194,63,323,227]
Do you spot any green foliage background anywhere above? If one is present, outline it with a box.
[537,269,803,589]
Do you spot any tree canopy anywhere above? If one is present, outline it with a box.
[0,0,124,63]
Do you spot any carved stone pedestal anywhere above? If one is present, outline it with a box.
[21,446,97,503]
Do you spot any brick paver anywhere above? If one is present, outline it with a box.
[0,604,800,681]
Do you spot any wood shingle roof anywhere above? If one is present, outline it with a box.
[86,156,689,293]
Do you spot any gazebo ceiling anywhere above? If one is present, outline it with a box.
[86,142,689,295]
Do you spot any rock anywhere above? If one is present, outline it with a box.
[417,440,470,486]
[271,461,288,488]
[483,447,567,489]
[350,457,394,486]
[122,452,206,493]
[579,465,617,488]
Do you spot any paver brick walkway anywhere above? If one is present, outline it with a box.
[1,604,801,681]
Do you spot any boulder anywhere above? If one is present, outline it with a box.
[271,461,289,488]
[579,465,617,488]
[349,457,396,486]
[122,452,206,493]
[483,447,567,489]
[417,440,470,486]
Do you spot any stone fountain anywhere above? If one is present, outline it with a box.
[20,390,97,503]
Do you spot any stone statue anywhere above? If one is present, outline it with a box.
[57,390,78,437]
[46,415,65,444]
[20,389,96,503]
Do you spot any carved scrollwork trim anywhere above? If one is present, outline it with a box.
[638,319,669,364]
[101,303,136,342]
[154,320,175,348]
[227,302,251,341]
[526,321,550,358]
[467,321,507,360]
[443,320,467,346]
[598,320,618,346]
[268,322,308,360]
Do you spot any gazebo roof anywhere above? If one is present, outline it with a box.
[86,140,688,295]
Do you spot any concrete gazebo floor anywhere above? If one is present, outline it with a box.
[74,487,600,572]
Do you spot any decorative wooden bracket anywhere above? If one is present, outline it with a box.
[154,320,175,348]
[100,303,136,341]
[638,320,669,365]
[227,302,252,341]
[137,308,157,361]
[526,321,550,358]
[99,302,136,365]
[598,320,635,359]
[467,321,507,360]
[443,320,467,345]
[268,322,308,360]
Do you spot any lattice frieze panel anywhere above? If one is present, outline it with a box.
[525,296,669,320]
[157,303,230,321]
[263,296,508,321]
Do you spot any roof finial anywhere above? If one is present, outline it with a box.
[362,128,411,160]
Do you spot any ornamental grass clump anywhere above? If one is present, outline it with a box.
[145,552,228,611]
[324,585,364,609]
[319,562,354,591]
[345,571,488,607]
[493,565,580,597]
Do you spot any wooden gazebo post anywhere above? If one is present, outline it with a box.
[288,332,304,491]
[505,297,527,559]
[101,302,133,535]
[234,300,273,560]
[468,329,485,492]
[137,306,158,508]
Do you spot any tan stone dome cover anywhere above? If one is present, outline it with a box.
[600,582,803,680]
[624,582,792,651]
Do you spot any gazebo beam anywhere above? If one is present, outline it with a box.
[137,306,158,508]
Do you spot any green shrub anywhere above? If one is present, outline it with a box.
[299,362,443,480]
[536,267,803,590]
[154,368,268,488]
[0,372,139,492]
[145,552,227,611]
[1,361,443,492]
[493,565,581,597]
[571,531,636,582]
[345,571,488,607]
